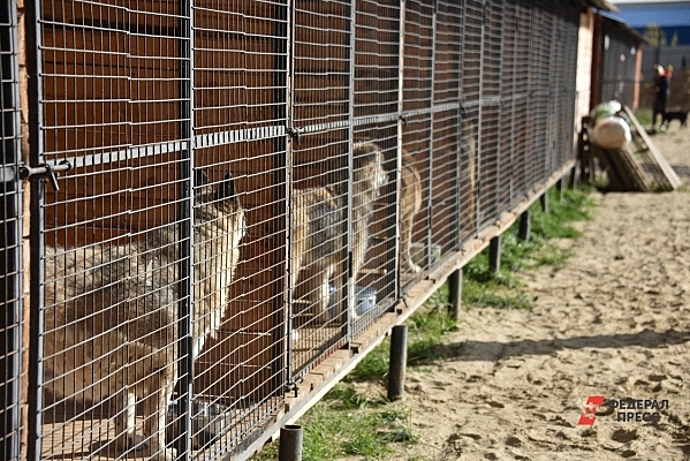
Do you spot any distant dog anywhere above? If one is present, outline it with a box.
[292,141,388,320]
[43,171,245,461]
[663,110,688,128]
[400,149,423,273]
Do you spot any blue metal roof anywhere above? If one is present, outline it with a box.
[616,6,690,28]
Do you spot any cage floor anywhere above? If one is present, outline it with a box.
[40,396,282,460]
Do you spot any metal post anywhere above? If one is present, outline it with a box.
[177,0,195,456]
[448,269,462,322]
[489,235,501,273]
[25,0,46,456]
[518,211,531,241]
[395,0,406,299]
[279,425,304,461]
[272,0,290,403]
[387,325,408,401]
[285,0,297,384]
[557,177,565,200]
[539,191,548,213]
[345,0,357,341]
[569,163,578,189]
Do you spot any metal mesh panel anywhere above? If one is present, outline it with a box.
[556,3,580,170]
[401,0,433,288]
[477,0,501,230]
[431,0,464,261]
[0,1,23,458]
[512,0,533,202]
[289,0,352,378]
[527,0,552,193]
[351,0,400,336]
[34,0,288,458]
[461,0,483,237]
[601,24,640,109]
[190,0,288,456]
[37,0,190,459]
[498,1,516,215]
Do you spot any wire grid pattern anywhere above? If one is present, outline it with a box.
[36,1,192,460]
[431,0,464,264]
[14,0,586,459]
[351,0,399,338]
[401,0,434,284]
[509,1,532,205]
[600,22,640,109]
[189,0,288,456]
[289,0,352,378]
[0,1,23,458]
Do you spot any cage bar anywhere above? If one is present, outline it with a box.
[0,1,23,459]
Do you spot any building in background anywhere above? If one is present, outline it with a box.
[610,1,690,77]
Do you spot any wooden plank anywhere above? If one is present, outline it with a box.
[623,105,681,189]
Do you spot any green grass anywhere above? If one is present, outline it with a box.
[347,287,460,381]
[634,107,653,127]
[255,386,414,461]
[254,185,595,461]
[462,186,595,310]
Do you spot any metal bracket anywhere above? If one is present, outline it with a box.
[19,160,72,191]
[284,376,304,398]
[286,127,302,145]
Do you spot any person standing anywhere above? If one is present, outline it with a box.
[653,64,670,131]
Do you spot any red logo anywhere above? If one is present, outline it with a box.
[577,395,606,425]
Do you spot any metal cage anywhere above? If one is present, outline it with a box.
[6,0,594,459]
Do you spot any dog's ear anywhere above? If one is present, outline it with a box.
[195,169,211,188]
[215,173,237,201]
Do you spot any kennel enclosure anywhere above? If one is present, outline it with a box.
[0,0,621,460]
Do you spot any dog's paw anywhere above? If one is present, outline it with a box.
[407,262,422,273]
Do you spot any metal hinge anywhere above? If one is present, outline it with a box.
[19,160,72,191]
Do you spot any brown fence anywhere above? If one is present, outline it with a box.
[3,0,583,460]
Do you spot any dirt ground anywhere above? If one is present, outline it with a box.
[352,123,690,460]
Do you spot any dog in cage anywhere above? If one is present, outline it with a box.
[399,149,423,273]
[291,141,388,323]
[43,171,246,461]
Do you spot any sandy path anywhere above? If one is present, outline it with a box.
[378,125,690,460]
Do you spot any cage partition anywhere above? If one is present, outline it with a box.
[6,0,590,459]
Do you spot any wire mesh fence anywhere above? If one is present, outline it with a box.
[600,20,642,110]
[6,0,587,459]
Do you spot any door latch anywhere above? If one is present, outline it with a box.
[19,160,72,191]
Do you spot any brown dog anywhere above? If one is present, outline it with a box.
[400,149,423,273]
[292,141,388,321]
